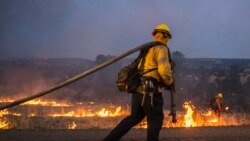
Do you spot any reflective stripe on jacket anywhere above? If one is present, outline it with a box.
[138,45,173,86]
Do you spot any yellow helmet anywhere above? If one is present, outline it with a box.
[152,23,172,39]
[217,93,223,98]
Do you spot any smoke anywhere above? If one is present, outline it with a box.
[1,0,250,60]
[0,62,54,98]
[0,58,127,104]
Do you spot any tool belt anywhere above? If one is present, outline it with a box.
[139,77,160,107]
[137,76,159,94]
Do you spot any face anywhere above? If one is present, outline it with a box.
[153,32,169,44]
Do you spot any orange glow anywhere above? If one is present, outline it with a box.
[183,101,196,127]
[68,121,77,130]
[22,99,71,107]
[203,109,219,124]
[136,120,147,129]
[0,109,10,116]
[209,118,219,123]
[0,110,13,129]
[0,98,71,107]
[0,119,9,129]
[49,106,124,117]
[0,97,249,129]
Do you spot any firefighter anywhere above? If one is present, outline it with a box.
[210,92,224,117]
[103,23,174,141]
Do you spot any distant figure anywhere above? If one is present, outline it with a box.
[209,93,223,117]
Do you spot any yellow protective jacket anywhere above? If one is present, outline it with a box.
[138,45,173,86]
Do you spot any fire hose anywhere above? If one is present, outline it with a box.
[0,41,165,111]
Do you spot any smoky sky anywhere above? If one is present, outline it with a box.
[1,0,250,60]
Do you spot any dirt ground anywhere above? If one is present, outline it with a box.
[0,126,250,141]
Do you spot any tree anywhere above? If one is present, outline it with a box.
[171,51,186,73]
[95,54,113,64]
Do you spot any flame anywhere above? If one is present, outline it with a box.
[0,98,14,103]
[12,113,22,116]
[22,99,71,107]
[0,120,9,129]
[203,109,219,123]
[136,120,147,129]
[0,98,71,107]
[28,113,36,117]
[0,109,10,116]
[183,101,196,127]
[209,118,219,123]
[203,110,212,116]
[97,106,122,117]
[0,97,249,129]
[49,106,124,117]
[68,121,77,129]
[0,110,13,129]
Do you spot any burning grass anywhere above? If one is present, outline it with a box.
[0,98,250,130]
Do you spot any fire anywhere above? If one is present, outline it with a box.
[209,118,218,123]
[203,109,219,124]
[0,109,10,116]
[203,110,212,116]
[136,120,147,129]
[0,98,14,103]
[183,101,196,127]
[97,106,122,117]
[180,102,246,127]
[0,110,13,129]
[0,97,249,129]
[28,113,36,117]
[68,121,77,130]
[0,98,71,107]
[0,119,9,129]
[23,99,72,107]
[49,106,124,117]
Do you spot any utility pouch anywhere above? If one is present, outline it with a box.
[116,63,141,93]
[141,77,159,93]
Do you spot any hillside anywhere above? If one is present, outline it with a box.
[0,57,249,112]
